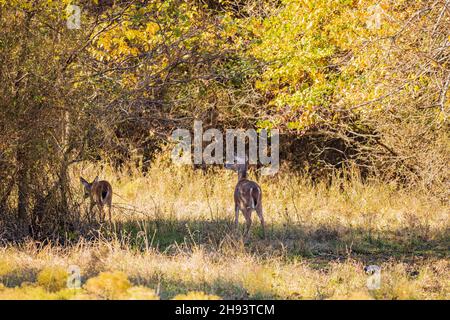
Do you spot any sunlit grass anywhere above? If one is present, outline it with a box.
[0,243,448,299]
[0,157,448,299]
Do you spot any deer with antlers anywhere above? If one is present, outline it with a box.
[80,176,113,224]
[225,156,265,238]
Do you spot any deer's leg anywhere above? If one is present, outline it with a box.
[108,204,112,224]
[89,202,95,223]
[102,206,106,223]
[234,204,240,232]
[243,209,252,237]
[97,204,105,223]
[256,205,265,238]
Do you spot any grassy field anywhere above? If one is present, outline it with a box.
[0,160,448,300]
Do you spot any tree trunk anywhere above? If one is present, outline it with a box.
[16,146,30,236]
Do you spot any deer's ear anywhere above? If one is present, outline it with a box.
[80,177,90,188]
[93,176,99,184]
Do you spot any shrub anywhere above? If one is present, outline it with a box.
[84,271,131,300]
[126,286,160,300]
[0,260,15,277]
[0,284,56,300]
[37,266,68,292]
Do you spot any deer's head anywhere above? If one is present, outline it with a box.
[80,176,98,198]
[224,155,248,179]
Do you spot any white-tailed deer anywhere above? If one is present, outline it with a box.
[80,176,113,224]
[225,156,265,238]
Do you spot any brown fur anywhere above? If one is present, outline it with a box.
[80,176,113,224]
[226,160,265,238]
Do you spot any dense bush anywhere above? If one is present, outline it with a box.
[0,0,448,238]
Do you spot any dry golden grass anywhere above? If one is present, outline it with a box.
[0,157,448,299]
[0,242,448,300]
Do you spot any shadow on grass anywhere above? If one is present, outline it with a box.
[0,215,446,299]
[0,267,262,299]
[109,217,449,264]
[128,274,253,300]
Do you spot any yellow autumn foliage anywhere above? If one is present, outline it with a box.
[84,271,131,300]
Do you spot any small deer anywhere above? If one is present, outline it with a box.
[80,176,113,224]
[225,156,265,238]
